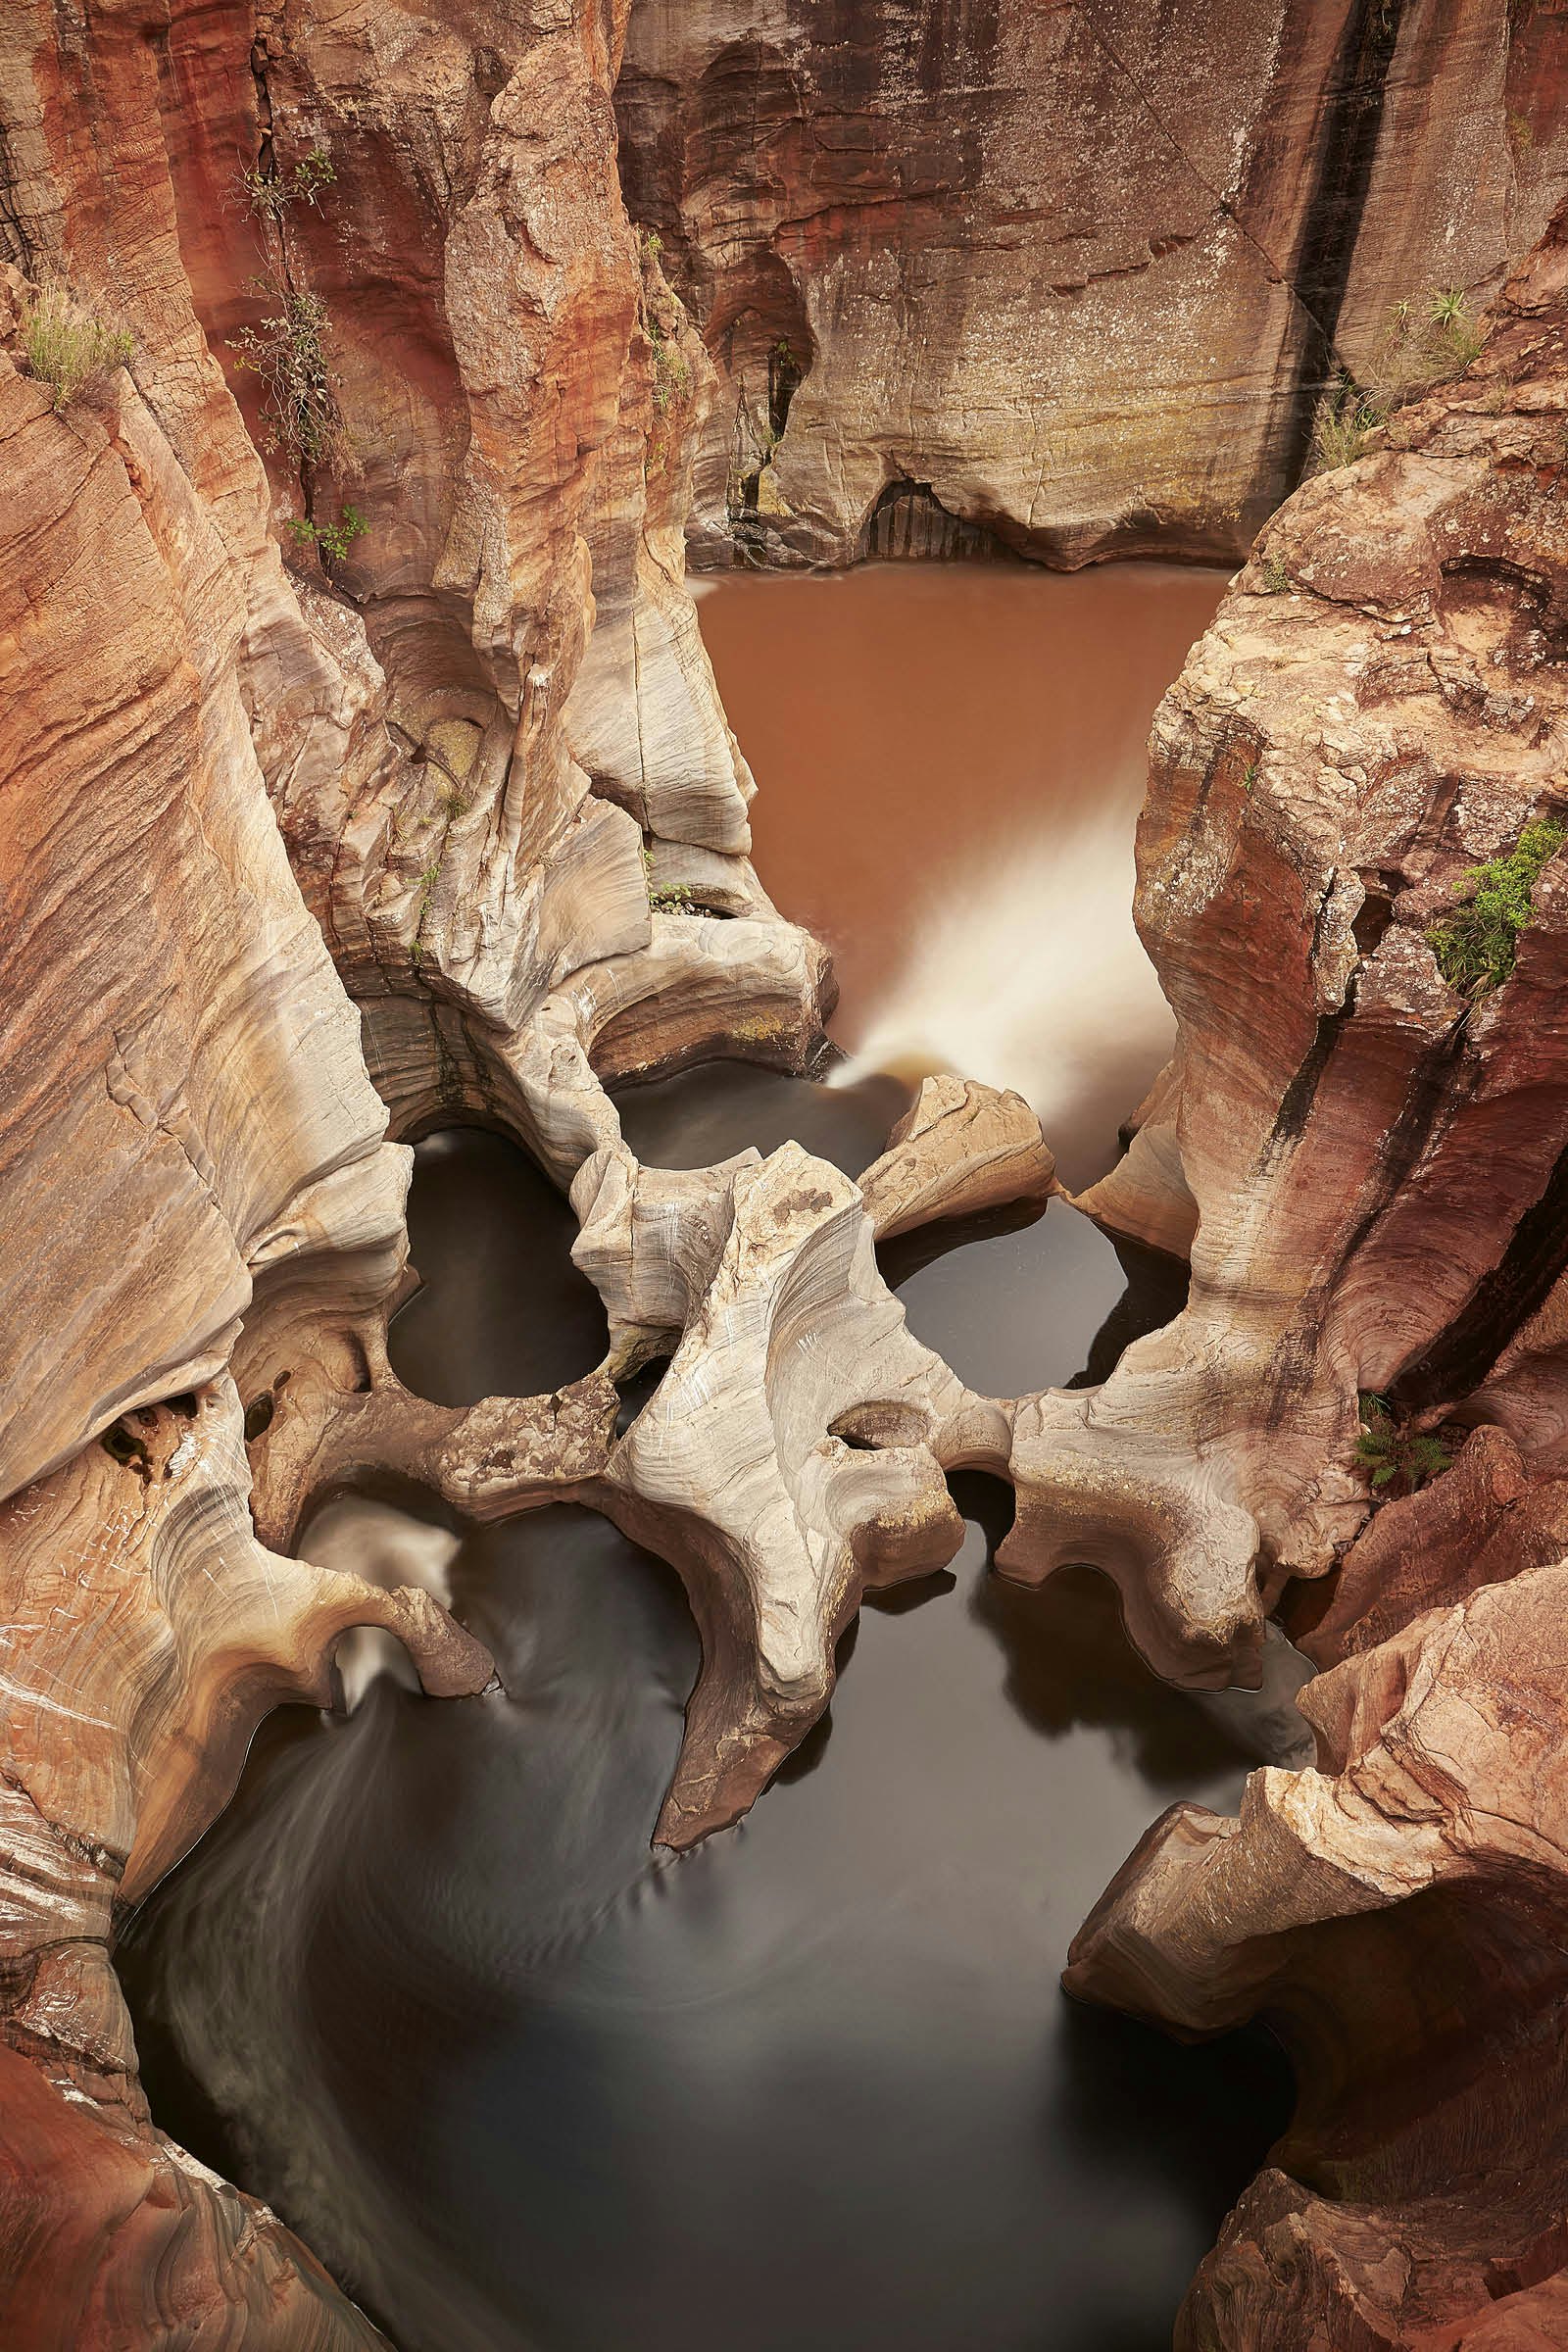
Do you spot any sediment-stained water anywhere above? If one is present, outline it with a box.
[119,564,1290,2352]
[698,562,1227,1189]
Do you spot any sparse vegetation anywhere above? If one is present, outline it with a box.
[18,276,132,412]
[1426,817,1567,998]
[643,844,698,914]
[1312,287,1487,472]
[1311,378,1388,472]
[1354,1394,1451,1495]
[285,504,368,563]
[228,279,345,466]
[238,145,337,220]
[647,313,692,416]
[1259,553,1292,594]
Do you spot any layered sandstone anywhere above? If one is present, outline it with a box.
[0,0,837,2338]
[1055,211,1568,2346]
[7,3,1568,2348]
[618,0,1568,569]
[1007,214,1568,1694]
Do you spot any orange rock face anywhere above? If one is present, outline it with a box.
[7,1,1568,2344]
[0,0,830,2339]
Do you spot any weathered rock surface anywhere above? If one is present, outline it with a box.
[0,1382,490,2348]
[1057,211,1568,2349]
[618,0,1568,569]
[8,1,1568,2346]
[1004,215,1568,1694]
[856,1074,1056,1242]
[0,0,839,2337]
[1068,1558,1568,2349]
[598,1142,1010,1843]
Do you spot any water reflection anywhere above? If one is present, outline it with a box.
[389,1127,608,1404]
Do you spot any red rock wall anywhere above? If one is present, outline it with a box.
[618,0,1568,568]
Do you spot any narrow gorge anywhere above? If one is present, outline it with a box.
[3,5,1568,2349]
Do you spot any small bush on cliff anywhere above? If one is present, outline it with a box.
[239,146,337,220]
[228,280,345,466]
[1424,285,1484,368]
[286,505,368,564]
[1311,379,1388,471]
[1426,817,1568,998]
[19,278,132,411]
[1354,1395,1451,1494]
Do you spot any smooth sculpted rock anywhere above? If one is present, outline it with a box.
[0,1381,489,2348]
[1066,1559,1568,2349]
[594,1144,1009,1844]
[856,1075,1057,1243]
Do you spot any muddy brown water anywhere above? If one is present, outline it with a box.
[698,561,1227,1191]
[119,564,1297,2352]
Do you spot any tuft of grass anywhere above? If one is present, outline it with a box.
[1258,552,1292,594]
[19,277,132,412]
[285,503,368,563]
[1354,1394,1451,1495]
[1427,817,1567,998]
[1311,379,1388,471]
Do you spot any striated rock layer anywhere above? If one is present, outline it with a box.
[0,2,1067,2338]
[8,0,1568,2345]
[1056,209,1568,2346]
[1007,210,1568,1693]
[0,0,838,2338]
[618,0,1568,569]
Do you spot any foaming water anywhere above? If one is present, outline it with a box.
[307,1495,461,1711]
[697,563,1227,1189]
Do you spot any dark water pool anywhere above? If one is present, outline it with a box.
[121,1108,1292,2352]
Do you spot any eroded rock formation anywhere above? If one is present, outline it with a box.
[618,0,1568,568]
[1007,213,1568,1694]
[1054,209,1568,2346]
[0,2,1076,2336]
[7,0,1568,2343]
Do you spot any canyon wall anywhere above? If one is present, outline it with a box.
[617,0,1568,568]
[0,0,832,2338]
[1055,207,1568,2347]
[7,2,1568,2348]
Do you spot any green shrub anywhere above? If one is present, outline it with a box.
[228,280,343,466]
[19,277,132,411]
[1258,553,1292,594]
[1354,1394,1451,1494]
[642,844,699,914]
[239,146,336,220]
[285,503,368,563]
[1427,817,1567,997]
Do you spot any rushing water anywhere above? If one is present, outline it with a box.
[700,562,1225,1190]
[119,564,1295,2352]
